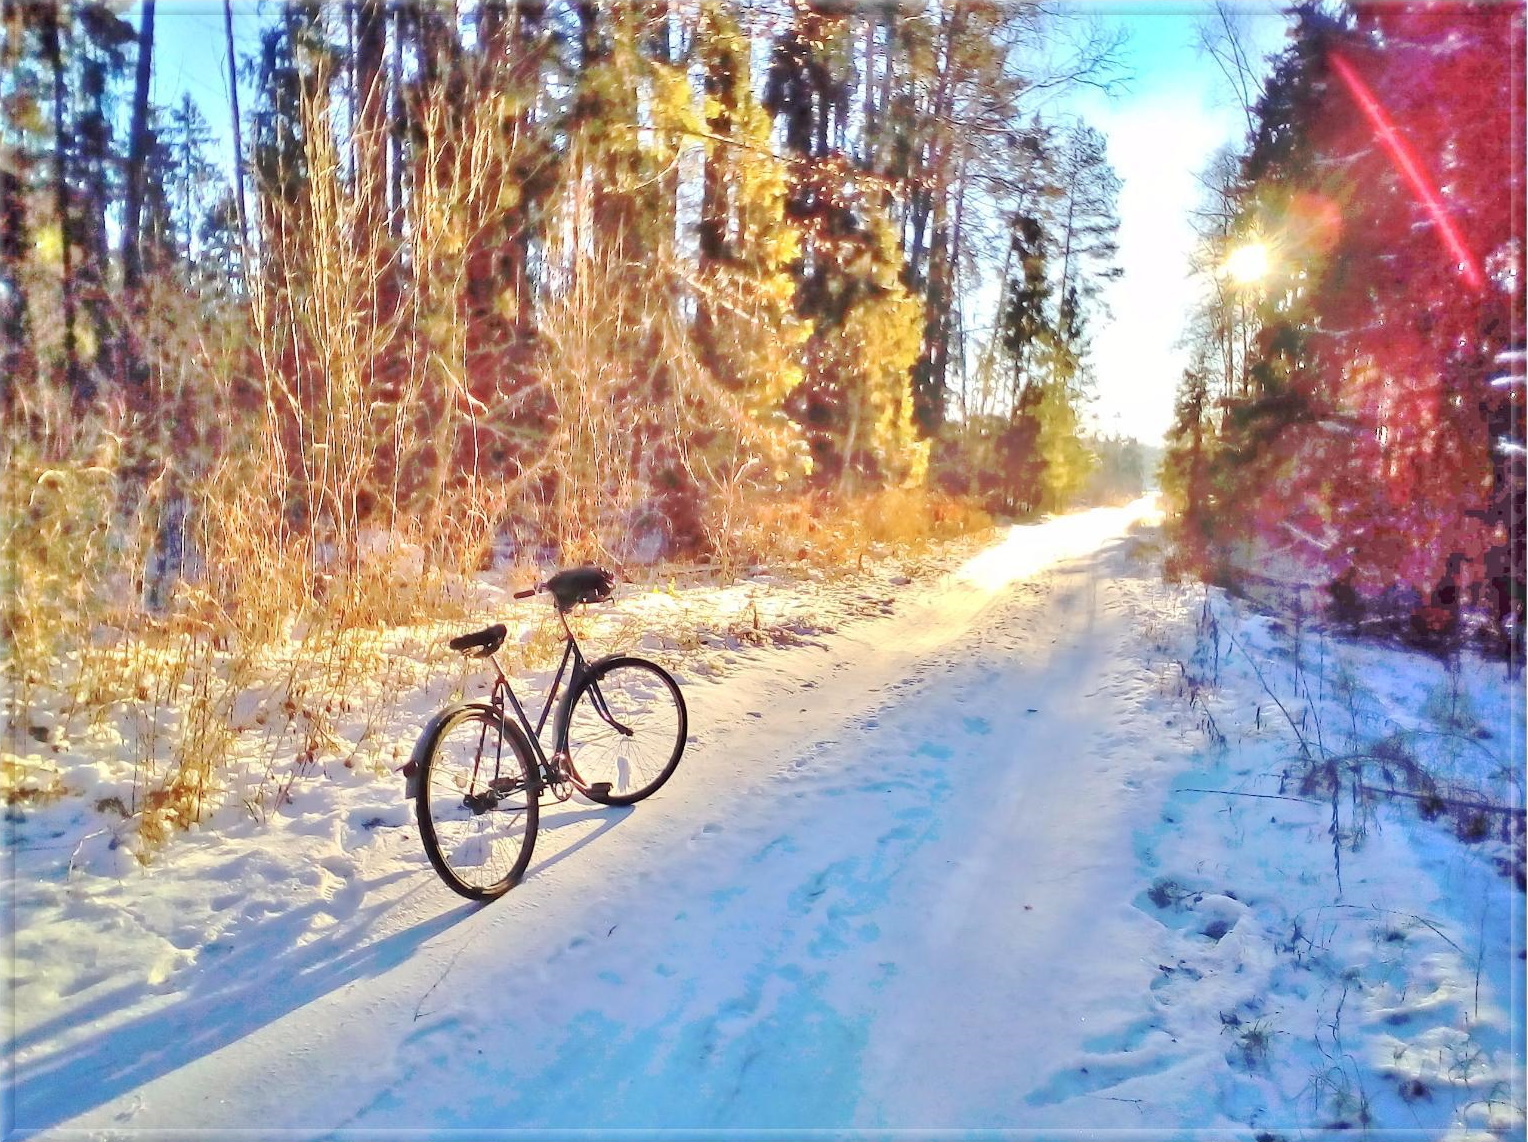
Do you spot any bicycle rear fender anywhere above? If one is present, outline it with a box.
[401,701,501,800]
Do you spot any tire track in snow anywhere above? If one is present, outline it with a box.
[855,541,1193,1131]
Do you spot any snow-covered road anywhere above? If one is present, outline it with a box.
[14,501,1522,1140]
[25,503,1189,1137]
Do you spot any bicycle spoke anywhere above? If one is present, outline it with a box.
[565,658,686,805]
[416,709,538,899]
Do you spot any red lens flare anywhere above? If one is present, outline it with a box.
[1328,50,1487,295]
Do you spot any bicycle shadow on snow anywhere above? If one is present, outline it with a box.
[9,801,633,1134]
[525,802,634,879]
[8,869,464,1132]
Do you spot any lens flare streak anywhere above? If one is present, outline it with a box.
[1328,50,1486,294]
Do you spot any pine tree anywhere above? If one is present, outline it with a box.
[767,4,926,490]
[121,0,154,293]
[1047,123,1123,332]
[165,95,222,267]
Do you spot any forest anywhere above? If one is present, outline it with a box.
[1159,1,1525,651]
[4,0,1521,834]
[1,0,1150,827]
[3,0,1135,601]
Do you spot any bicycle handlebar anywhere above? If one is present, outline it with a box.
[513,568,615,610]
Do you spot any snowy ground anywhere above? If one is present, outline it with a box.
[5,500,1523,1140]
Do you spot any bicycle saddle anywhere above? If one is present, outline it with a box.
[448,623,507,657]
[545,566,615,611]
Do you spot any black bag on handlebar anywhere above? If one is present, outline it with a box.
[545,566,614,611]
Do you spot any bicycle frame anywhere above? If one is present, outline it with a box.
[478,606,631,797]
[489,620,587,773]
[404,601,636,808]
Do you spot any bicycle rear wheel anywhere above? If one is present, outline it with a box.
[416,706,538,900]
[565,656,687,806]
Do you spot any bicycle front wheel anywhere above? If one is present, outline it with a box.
[416,707,538,900]
[566,657,687,806]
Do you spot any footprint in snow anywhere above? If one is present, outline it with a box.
[319,854,357,880]
[1024,1048,1180,1106]
[1082,1014,1166,1055]
[688,822,724,848]
[751,834,795,863]
[1149,961,1205,1007]
[347,804,409,831]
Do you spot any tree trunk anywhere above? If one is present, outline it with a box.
[354,0,387,243]
[389,4,405,237]
[860,14,876,168]
[645,0,670,64]
[571,0,602,126]
[123,0,155,291]
[694,8,739,383]
[504,0,544,328]
[697,15,735,266]
[479,0,507,69]
[77,55,113,385]
[223,0,250,260]
[876,9,896,173]
[0,168,33,400]
[914,210,950,432]
[1059,191,1075,307]
[907,8,959,289]
[42,7,85,403]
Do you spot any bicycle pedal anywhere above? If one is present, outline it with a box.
[587,782,613,799]
[463,790,497,814]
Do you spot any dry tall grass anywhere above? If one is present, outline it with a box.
[709,486,993,576]
[0,61,999,860]
[3,390,991,860]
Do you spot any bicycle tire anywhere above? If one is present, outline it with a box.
[416,705,539,900]
[565,656,687,806]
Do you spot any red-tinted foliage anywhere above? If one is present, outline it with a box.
[1240,3,1523,603]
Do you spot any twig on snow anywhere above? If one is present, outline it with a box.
[1180,787,1321,805]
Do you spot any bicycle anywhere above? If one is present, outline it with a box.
[403,566,688,900]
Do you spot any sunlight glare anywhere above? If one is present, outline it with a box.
[1223,241,1271,285]
[955,497,1160,592]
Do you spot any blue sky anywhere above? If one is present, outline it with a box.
[148,1,1292,447]
[1065,4,1291,443]
[148,4,255,119]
